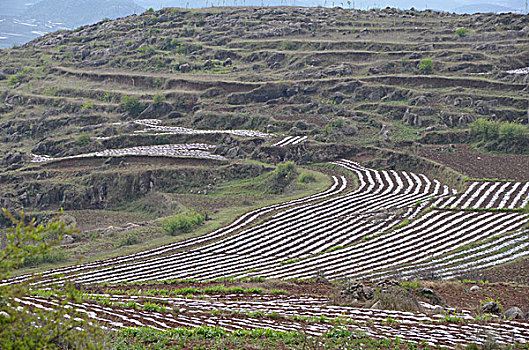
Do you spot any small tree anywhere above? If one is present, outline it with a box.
[0,209,104,349]
[121,96,144,116]
[418,58,434,74]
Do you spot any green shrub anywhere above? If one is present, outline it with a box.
[162,211,205,236]
[20,248,68,268]
[455,28,468,37]
[7,75,19,86]
[121,96,144,116]
[469,119,528,153]
[265,161,298,194]
[418,58,434,74]
[76,133,92,147]
[137,45,155,56]
[118,233,139,247]
[298,172,316,184]
[498,122,526,141]
[470,119,500,140]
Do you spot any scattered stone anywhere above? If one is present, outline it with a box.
[482,301,500,313]
[61,234,75,245]
[340,280,374,301]
[179,63,191,73]
[501,307,524,320]
[432,305,444,314]
[313,270,330,284]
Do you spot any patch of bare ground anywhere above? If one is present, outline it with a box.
[88,279,338,298]
[424,281,529,316]
[419,144,529,181]
[459,257,529,285]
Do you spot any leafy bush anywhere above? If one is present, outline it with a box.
[418,58,434,74]
[455,28,468,37]
[470,119,500,140]
[162,211,205,236]
[7,75,19,86]
[266,161,298,194]
[498,122,526,141]
[470,119,528,153]
[118,233,139,247]
[137,45,155,56]
[20,248,68,268]
[121,96,144,116]
[298,172,316,184]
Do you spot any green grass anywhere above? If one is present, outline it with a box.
[113,326,423,349]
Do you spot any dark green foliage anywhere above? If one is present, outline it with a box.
[121,96,144,116]
[117,233,139,247]
[418,58,434,74]
[470,119,529,153]
[20,247,68,268]
[162,211,205,236]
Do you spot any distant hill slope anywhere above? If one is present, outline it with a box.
[23,0,144,27]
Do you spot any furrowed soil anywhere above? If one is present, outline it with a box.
[419,144,529,181]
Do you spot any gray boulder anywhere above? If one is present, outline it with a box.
[61,234,75,245]
[501,307,524,320]
[482,301,500,313]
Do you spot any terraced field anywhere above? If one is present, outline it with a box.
[10,160,526,285]
[6,159,529,347]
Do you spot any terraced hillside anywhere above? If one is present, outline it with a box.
[1,6,529,349]
[2,6,529,212]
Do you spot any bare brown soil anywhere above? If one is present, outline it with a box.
[419,144,529,181]
[472,257,529,285]
[426,281,529,315]
[89,279,338,298]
